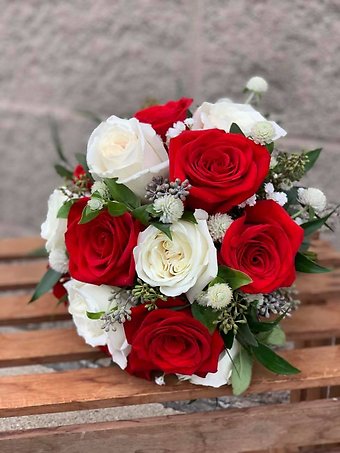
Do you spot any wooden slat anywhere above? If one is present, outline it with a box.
[283,302,340,340]
[0,328,103,367]
[0,293,69,326]
[296,268,340,301]
[0,237,45,260]
[0,259,339,298]
[0,261,46,290]
[311,239,340,266]
[1,399,339,453]
[1,345,340,417]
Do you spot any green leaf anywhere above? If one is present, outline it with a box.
[151,222,172,240]
[229,123,245,135]
[191,304,219,334]
[29,268,62,303]
[256,325,286,346]
[301,205,339,237]
[75,152,90,173]
[231,348,253,395]
[57,199,76,219]
[247,304,289,333]
[49,118,69,164]
[54,164,73,179]
[295,251,331,273]
[236,323,258,348]
[79,205,101,224]
[266,142,274,153]
[221,330,234,349]
[104,178,140,210]
[304,148,322,173]
[132,205,152,225]
[107,201,128,217]
[217,266,252,290]
[86,311,105,320]
[181,211,197,224]
[27,246,48,258]
[254,343,300,375]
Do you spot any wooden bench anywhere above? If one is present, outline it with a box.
[0,236,340,453]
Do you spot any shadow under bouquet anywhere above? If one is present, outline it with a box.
[32,76,335,394]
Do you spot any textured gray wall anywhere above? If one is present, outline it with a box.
[0,0,339,238]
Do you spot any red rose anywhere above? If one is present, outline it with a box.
[219,200,304,293]
[124,299,224,380]
[65,198,141,286]
[169,129,270,213]
[134,97,193,140]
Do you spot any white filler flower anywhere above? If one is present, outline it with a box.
[64,279,131,369]
[207,213,233,242]
[205,283,233,309]
[192,100,286,141]
[87,115,168,198]
[153,194,184,223]
[264,182,288,206]
[250,121,276,145]
[297,187,327,213]
[133,209,217,302]
[239,194,257,208]
[246,76,268,93]
[48,248,69,274]
[166,121,186,142]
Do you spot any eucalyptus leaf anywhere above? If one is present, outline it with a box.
[29,268,62,303]
[79,205,101,224]
[107,201,128,217]
[254,343,300,375]
[191,304,219,333]
[256,325,286,346]
[54,164,73,179]
[104,178,140,210]
[221,330,234,349]
[151,222,172,240]
[57,199,76,219]
[217,265,252,290]
[295,251,330,273]
[231,348,253,395]
[229,123,245,135]
[304,148,322,173]
[86,311,105,320]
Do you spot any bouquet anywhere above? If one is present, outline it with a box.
[32,76,335,394]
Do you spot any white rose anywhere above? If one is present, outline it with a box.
[64,279,131,369]
[192,100,286,141]
[87,115,169,198]
[133,209,217,302]
[178,340,239,387]
[41,188,69,253]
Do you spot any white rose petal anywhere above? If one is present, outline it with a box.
[297,187,327,213]
[87,116,169,198]
[41,188,69,252]
[133,210,218,302]
[178,341,240,388]
[246,76,268,93]
[64,279,131,369]
[192,101,286,141]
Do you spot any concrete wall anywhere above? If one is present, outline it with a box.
[0,0,339,237]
